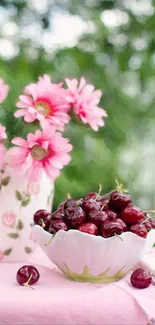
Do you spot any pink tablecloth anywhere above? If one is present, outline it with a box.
[0,248,155,325]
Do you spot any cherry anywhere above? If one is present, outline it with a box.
[48,220,68,234]
[129,224,148,238]
[121,205,145,225]
[130,268,152,289]
[58,201,66,209]
[85,184,102,201]
[100,220,123,238]
[115,218,127,232]
[81,198,100,213]
[64,199,81,209]
[85,192,98,200]
[51,208,65,220]
[88,210,108,227]
[78,222,98,235]
[109,191,132,211]
[65,206,86,228]
[16,265,40,289]
[141,219,152,231]
[106,209,118,220]
[33,209,51,230]
[97,197,109,210]
[149,217,155,229]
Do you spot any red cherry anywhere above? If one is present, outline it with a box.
[64,199,81,209]
[78,222,98,235]
[109,191,132,211]
[130,268,152,289]
[100,220,123,238]
[88,210,108,227]
[106,209,118,220]
[141,219,152,230]
[97,197,109,210]
[51,208,65,220]
[129,224,148,238]
[115,218,127,232]
[149,217,155,229]
[58,201,66,209]
[48,220,68,234]
[65,206,86,228]
[16,265,40,288]
[121,205,145,225]
[85,192,98,200]
[85,184,102,201]
[81,198,100,213]
[33,209,51,230]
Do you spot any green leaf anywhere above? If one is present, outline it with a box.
[3,248,12,256]
[24,247,32,254]
[21,195,31,207]
[16,190,23,201]
[17,219,24,230]
[7,233,19,239]
[1,176,10,186]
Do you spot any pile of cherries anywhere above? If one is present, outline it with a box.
[17,185,155,290]
[33,184,155,239]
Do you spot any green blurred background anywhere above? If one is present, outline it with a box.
[0,0,155,210]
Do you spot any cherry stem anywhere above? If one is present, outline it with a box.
[100,203,106,211]
[45,234,55,246]
[23,274,34,290]
[101,190,114,198]
[95,184,102,200]
[141,216,151,224]
[40,219,46,228]
[115,179,128,194]
[151,279,155,286]
[76,198,83,206]
[66,193,71,200]
[143,210,155,213]
[114,233,123,241]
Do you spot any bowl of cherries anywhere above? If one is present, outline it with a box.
[32,184,155,283]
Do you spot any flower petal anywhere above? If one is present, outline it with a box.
[11,137,29,147]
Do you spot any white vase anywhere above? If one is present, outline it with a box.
[0,167,54,262]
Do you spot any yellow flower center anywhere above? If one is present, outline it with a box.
[35,101,51,117]
[31,145,48,161]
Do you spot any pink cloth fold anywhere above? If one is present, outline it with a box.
[0,248,155,325]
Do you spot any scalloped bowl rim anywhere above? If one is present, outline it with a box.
[32,224,155,244]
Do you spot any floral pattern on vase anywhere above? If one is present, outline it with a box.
[0,167,54,262]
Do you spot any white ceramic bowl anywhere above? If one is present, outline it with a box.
[32,225,155,283]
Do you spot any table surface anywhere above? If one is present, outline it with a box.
[0,248,155,325]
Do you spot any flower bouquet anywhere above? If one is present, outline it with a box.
[0,75,106,261]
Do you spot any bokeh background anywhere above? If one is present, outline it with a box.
[0,0,155,210]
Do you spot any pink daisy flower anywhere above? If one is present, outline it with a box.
[15,74,70,131]
[0,124,7,140]
[8,127,72,182]
[0,78,9,104]
[65,77,107,131]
